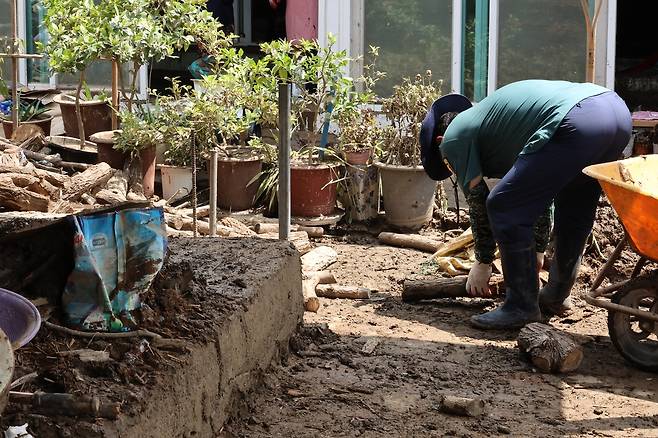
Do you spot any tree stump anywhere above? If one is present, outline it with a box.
[517,323,583,373]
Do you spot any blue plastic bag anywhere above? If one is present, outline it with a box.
[62,207,167,332]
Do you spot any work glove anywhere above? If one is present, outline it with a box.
[466,260,493,297]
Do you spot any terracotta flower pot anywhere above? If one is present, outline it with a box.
[91,130,126,170]
[290,163,340,217]
[54,93,113,141]
[140,146,157,198]
[375,162,438,230]
[344,148,372,166]
[2,116,53,138]
[216,155,263,211]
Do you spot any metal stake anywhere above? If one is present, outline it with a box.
[209,148,218,236]
[278,83,291,241]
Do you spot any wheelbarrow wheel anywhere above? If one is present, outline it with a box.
[608,275,658,372]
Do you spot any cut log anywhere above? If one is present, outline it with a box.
[9,391,120,419]
[258,231,313,254]
[63,163,114,201]
[0,179,50,212]
[165,225,195,237]
[316,284,371,299]
[517,322,583,373]
[255,223,324,237]
[218,217,256,236]
[301,246,338,272]
[0,141,89,171]
[378,232,441,253]
[439,395,485,417]
[95,189,127,205]
[402,275,504,302]
[433,228,474,257]
[313,271,336,285]
[301,273,321,313]
[0,173,40,188]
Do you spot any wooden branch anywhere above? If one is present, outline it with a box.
[301,246,338,272]
[0,141,89,170]
[44,321,187,350]
[9,391,120,419]
[63,163,114,201]
[301,273,321,313]
[378,232,441,253]
[316,284,371,299]
[255,223,324,238]
[10,372,38,390]
[0,179,50,211]
[402,275,504,302]
[517,323,583,373]
[439,395,485,417]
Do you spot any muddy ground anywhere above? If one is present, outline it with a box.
[224,203,658,437]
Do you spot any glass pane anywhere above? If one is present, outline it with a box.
[0,0,13,86]
[497,0,586,87]
[364,0,452,97]
[58,61,133,95]
[26,0,49,83]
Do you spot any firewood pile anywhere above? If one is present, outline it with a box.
[0,135,145,214]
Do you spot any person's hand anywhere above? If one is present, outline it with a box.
[536,252,545,272]
[466,261,493,297]
[268,0,281,9]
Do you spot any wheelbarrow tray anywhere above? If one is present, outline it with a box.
[583,155,658,262]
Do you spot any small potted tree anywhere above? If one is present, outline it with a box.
[41,0,110,143]
[192,49,276,211]
[260,35,352,218]
[376,71,442,230]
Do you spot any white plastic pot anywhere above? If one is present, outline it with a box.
[375,162,438,230]
[160,165,193,201]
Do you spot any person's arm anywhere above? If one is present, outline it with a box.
[466,178,496,264]
[464,177,495,296]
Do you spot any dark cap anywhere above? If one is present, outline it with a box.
[419,94,472,181]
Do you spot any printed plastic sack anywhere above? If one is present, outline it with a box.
[62,207,167,332]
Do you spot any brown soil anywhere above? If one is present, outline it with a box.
[224,201,658,437]
[0,236,301,437]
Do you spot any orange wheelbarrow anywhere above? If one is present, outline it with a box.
[583,155,658,372]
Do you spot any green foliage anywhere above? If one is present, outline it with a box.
[260,35,353,158]
[335,46,386,155]
[113,106,164,156]
[0,98,49,122]
[380,71,442,166]
[40,0,104,74]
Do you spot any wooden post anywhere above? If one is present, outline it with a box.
[580,0,604,83]
[111,59,119,130]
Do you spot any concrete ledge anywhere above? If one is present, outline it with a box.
[107,237,303,437]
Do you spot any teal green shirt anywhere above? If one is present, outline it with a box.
[439,80,609,193]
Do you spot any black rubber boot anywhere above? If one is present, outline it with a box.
[539,230,588,317]
[470,244,542,330]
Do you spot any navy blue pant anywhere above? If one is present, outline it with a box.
[487,91,632,250]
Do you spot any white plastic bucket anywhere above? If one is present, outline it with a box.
[160,165,193,201]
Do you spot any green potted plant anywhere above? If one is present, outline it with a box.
[41,0,111,143]
[1,97,53,138]
[260,35,352,218]
[376,71,442,230]
[190,52,268,211]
